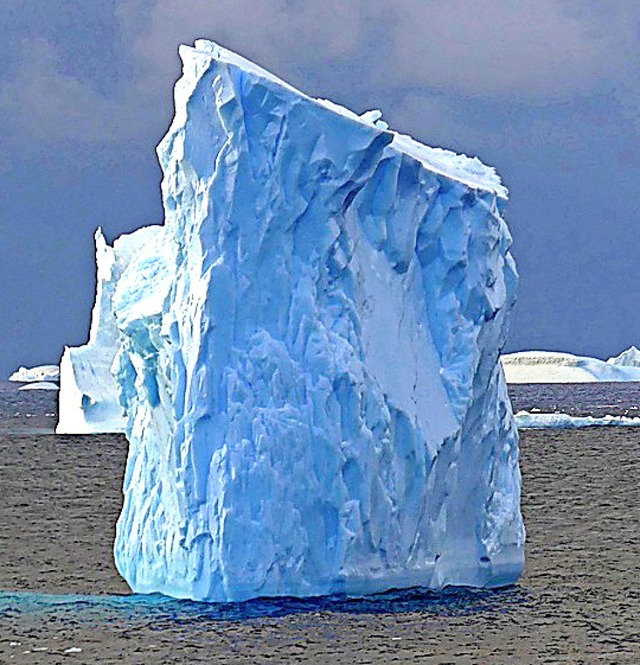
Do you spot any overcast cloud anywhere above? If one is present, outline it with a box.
[0,0,638,375]
[1,0,637,144]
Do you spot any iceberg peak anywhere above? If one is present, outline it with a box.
[607,345,640,367]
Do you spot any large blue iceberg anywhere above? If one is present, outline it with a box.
[105,40,523,602]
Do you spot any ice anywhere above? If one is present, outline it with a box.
[56,226,160,434]
[109,39,523,601]
[18,381,59,391]
[607,345,640,367]
[80,40,524,602]
[502,350,640,383]
[9,365,59,383]
[515,410,640,429]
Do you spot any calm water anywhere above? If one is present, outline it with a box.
[509,381,640,418]
[0,381,58,435]
[6,378,640,422]
[0,381,639,663]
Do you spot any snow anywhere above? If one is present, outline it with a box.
[502,350,640,383]
[56,226,161,435]
[67,40,524,602]
[18,381,59,391]
[9,365,59,383]
[515,410,640,429]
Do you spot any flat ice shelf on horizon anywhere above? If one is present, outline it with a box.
[501,348,640,383]
[80,39,524,602]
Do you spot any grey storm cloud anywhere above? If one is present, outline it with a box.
[0,0,637,144]
[0,0,639,377]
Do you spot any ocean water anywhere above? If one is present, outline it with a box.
[1,380,639,663]
[0,381,58,434]
[509,381,640,418]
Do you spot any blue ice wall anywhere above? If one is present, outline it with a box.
[111,40,523,602]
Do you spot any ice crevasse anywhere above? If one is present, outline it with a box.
[102,40,524,602]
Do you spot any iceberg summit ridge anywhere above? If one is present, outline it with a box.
[77,39,523,602]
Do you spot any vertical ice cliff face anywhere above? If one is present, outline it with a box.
[112,40,523,602]
[57,226,160,434]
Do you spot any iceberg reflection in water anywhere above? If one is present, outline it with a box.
[0,586,529,625]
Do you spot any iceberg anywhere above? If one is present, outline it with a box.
[71,40,524,602]
[607,345,640,368]
[9,365,59,383]
[502,350,640,383]
[18,381,59,391]
[515,410,640,429]
[56,226,160,435]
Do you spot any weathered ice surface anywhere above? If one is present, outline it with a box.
[57,227,160,434]
[111,40,523,602]
[502,349,640,384]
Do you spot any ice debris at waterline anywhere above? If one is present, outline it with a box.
[501,349,640,384]
[57,226,160,434]
[9,364,59,383]
[63,39,524,602]
[515,410,640,429]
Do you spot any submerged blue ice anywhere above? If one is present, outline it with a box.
[110,40,524,602]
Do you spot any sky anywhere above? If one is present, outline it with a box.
[0,0,638,377]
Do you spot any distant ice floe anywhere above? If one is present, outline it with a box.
[9,365,59,383]
[515,410,640,429]
[18,381,59,391]
[502,348,640,383]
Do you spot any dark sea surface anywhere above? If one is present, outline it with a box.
[509,381,640,418]
[0,380,639,663]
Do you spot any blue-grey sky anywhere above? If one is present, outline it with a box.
[0,0,638,377]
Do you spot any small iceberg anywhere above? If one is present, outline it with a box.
[18,381,60,391]
[56,226,160,435]
[9,365,59,383]
[515,410,640,429]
